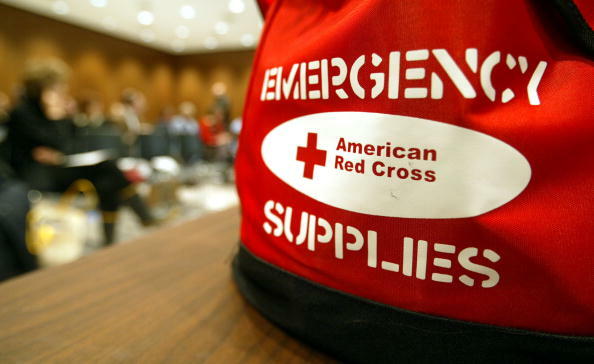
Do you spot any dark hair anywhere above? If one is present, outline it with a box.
[22,59,69,100]
[120,88,140,106]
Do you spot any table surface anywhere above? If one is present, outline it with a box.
[0,207,335,363]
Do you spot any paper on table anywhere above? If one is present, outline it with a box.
[64,150,112,167]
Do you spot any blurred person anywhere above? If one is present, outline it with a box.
[108,101,126,124]
[211,82,231,128]
[72,93,115,155]
[75,93,108,128]
[199,111,233,183]
[156,105,175,128]
[5,58,155,245]
[229,117,242,136]
[0,92,35,280]
[170,101,199,137]
[154,105,174,139]
[229,117,242,157]
[173,101,201,164]
[64,95,78,119]
[199,112,232,162]
[158,102,201,164]
[0,159,36,281]
[152,105,178,160]
[106,100,134,147]
[120,88,145,156]
[0,92,10,125]
[0,92,10,145]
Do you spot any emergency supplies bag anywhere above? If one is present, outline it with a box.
[233,0,594,362]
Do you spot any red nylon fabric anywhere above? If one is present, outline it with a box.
[236,0,594,335]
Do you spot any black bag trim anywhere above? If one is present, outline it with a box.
[233,243,594,363]
[550,0,594,55]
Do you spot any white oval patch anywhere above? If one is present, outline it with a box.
[261,112,531,219]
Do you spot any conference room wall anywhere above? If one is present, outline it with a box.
[176,51,254,122]
[0,4,255,122]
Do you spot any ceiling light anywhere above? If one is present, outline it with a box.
[240,33,255,47]
[179,5,196,19]
[204,37,218,50]
[140,29,155,43]
[175,25,190,39]
[52,1,69,15]
[228,0,245,14]
[137,10,154,25]
[90,0,108,8]
[214,21,229,35]
[172,40,185,53]
[102,16,116,30]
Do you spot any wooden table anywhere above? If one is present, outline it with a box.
[0,208,335,363]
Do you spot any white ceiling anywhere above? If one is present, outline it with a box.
[0,0,263,54]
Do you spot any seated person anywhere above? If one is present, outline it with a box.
[199,111,232,162]
[74,93,108,129]
[0,92,10,144]
[5,59,154,245]
[0,158,36,281]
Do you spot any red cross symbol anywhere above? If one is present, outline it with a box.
[296,132,327,179]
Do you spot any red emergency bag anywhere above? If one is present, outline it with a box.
[233,0,594,362]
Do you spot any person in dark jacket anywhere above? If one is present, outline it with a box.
[0,158,37,281]
[6,59,154,245]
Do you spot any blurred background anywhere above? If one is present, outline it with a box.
[0,0,261,280]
